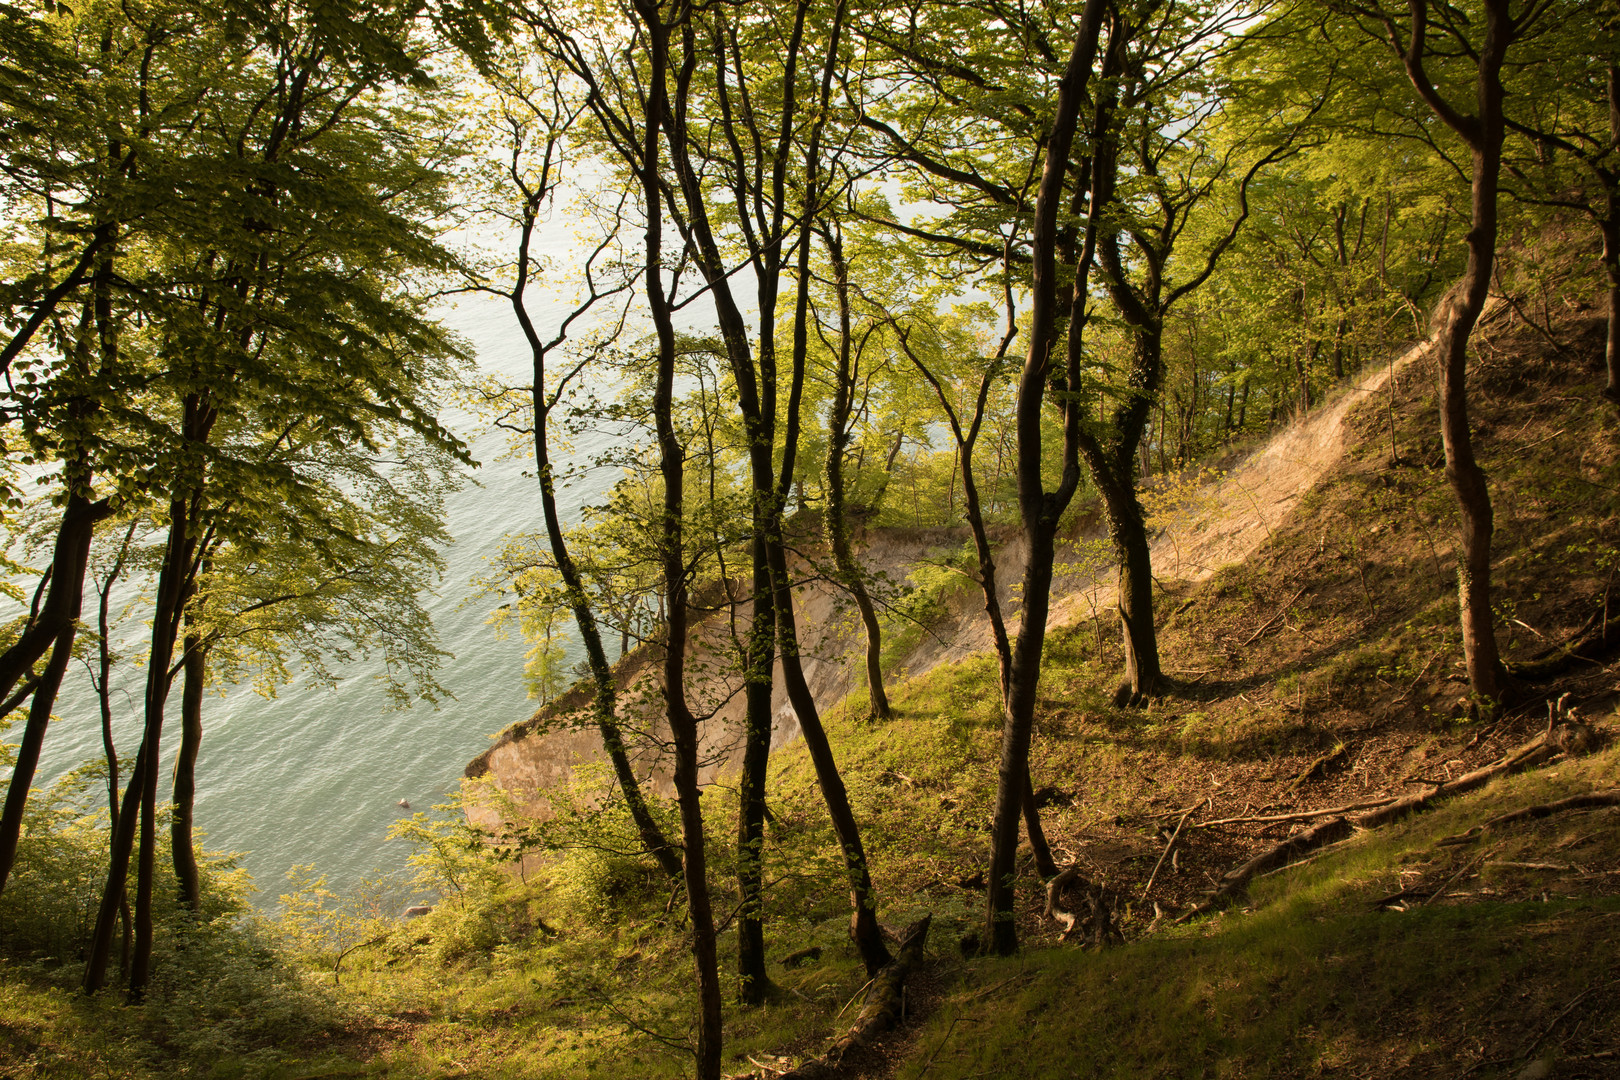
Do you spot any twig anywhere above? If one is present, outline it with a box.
[1419,849,1491,908]
[834,977,876,1021]
[1141,800,1206,900]
[913,1016,959,1075]
[332,933,389,985]
[1197,796,1396,828]
[1242,586,1309,646]
[1519,980,1619,1059]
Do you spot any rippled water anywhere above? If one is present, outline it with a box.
[33,284,626,905]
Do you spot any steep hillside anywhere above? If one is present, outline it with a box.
[463,314,1442,832]
[430,258,1620,1078]
[7,256,1614,1080]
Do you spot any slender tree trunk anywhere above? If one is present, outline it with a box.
[984,1,1107,955]
[170,632,206,912]
[1112,488,1160,698]
[1602,63,1619,404]
[1396,0,1512,711]
[129,496,194,999]
[84,720,150,993]
[0,490,99,895]
[734,535,774,1003]
[768,537,892,974]
[771,2,891,974]
[664,4,813,1003]
[509,192,683,883]
[638,4,721,1071]
[94,528,133,968]
[823,231,890,721]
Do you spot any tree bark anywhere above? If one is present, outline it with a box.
[1602,62,1619,405]
[507,166,684,883]
[0,488,100,896]
[1395,0,1512,710]
[637,3,722,1071]
[984,0,1108,955]
[822,230,890,721]
[129,491,197,999]
[170,632,206,912]
[768,536,892,974]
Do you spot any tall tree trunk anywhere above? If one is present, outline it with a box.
[128,495,196,999]
[1602,63,1619,405]
[823,230,890,721]
[84,719,151,993]
[507,177,683,884]
[768,537,892,974]
[735,534,774,1003]
[89,390,213,996]
[984,1,1108,955]
[170,632,206,912]
[637,3,722,1071]
[1113,487,1160,699]
[771,2,892,974]
[0,488,99,895]
[900,260,1060,882]
[1395,0,1513,711]
[93,524,135,969]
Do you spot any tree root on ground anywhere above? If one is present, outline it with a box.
[1437,789,1620,846]
[1179,719,1604,921]
[776,915,931,1079]
[1044,867,1123,946]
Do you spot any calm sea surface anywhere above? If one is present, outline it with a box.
[34,281,630,906]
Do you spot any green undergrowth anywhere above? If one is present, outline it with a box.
[894,742,1620,1079]
[6,271,1620,1079]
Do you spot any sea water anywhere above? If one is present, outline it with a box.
[30,287,629,906]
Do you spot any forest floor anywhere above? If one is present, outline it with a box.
[4,261,1620,1078]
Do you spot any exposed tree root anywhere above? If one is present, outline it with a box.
[1506,611,1620,681]
[1179,720,1604,921]
[1044,867,1123,946]
[777,916,931,1079]
[1437,789,1620,846]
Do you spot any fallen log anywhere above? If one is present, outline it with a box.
[1353,723,1593,829]
[1180,721,1603,921]
[1437,789,1620,846]
[778,915,931,1079]
[1175,816,1353,923]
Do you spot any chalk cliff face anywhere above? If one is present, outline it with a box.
[461,525,988,834]
[464,344,1423,835]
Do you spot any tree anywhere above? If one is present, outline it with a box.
[474,52,685,881]
[1082,0,1316,702]
[1328,0,1553,713]
[983,0,1109,956]
[76,0,468,996]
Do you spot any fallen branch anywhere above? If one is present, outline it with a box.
[1141,800,1205,900]
[1353,724,1593,829]
[1289,743,1349,790]
[1197,795,1397,829]
[1436,789,1620,846]
[1183,722,1602,922]
[778,916,932,1079]
[1175,816,1353,923]
[1507,610,1620,681]
[1242,586,1309,646]
[1419,849,1490,907]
